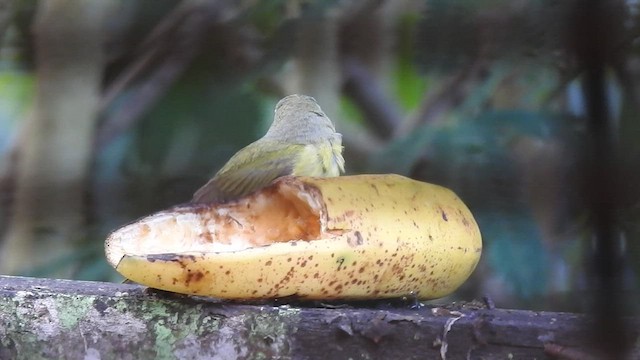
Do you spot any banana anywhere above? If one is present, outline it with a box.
[105,174,482,300]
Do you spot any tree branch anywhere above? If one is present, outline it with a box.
[342,56,402,139]
[2,275,636,359]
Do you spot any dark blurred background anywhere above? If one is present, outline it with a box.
[0,0,638,314]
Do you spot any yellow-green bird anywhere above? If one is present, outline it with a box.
[192,94,345,203]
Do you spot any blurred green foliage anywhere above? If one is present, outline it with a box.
[0,71,32,150]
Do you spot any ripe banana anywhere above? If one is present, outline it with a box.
[105,174,482,300]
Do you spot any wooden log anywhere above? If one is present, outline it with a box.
[0,275,637,360]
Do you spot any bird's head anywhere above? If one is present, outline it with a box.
[266,94,338,142]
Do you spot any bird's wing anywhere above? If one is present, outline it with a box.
[192,141,304,204]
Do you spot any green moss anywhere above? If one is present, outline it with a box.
[56,295,95,329]
[2,286,300,359]
[153,320,174,360]
[0,293,40,359]
[125,299,224,359]
[242,306,301,358]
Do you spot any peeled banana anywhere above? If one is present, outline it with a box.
[105,174,482,300]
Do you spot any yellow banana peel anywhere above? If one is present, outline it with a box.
[105,174,482,300]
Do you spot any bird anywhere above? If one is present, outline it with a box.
[192,94,345,203]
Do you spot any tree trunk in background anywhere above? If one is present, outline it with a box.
[285,6,341,119]
[338,0,408,169]
[343,1,401,91]
[1,1,112,275]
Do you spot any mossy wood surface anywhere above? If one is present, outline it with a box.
[1,275,637,360]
